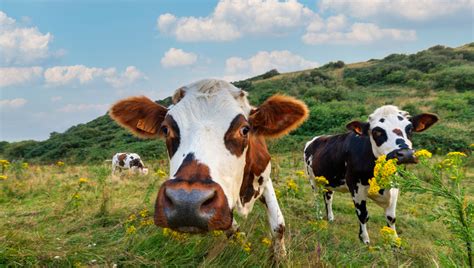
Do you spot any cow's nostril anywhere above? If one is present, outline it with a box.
[201,190,216,208]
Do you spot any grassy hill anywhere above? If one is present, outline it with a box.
[1,43,473,163]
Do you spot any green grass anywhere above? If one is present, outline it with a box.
[1,154,472,267]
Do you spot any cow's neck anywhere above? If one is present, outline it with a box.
[239,135,271,205]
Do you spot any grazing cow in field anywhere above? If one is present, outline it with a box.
[109,79,308,258]
[304,105,438,244]
[112,153,149,175]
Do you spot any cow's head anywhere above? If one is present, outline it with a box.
[346,105,438,164]
[109,79,308,233]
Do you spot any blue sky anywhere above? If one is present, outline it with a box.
[0,0,473,141]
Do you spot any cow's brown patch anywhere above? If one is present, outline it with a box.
[392,128,403,137]
[174,153,210,181]
[224,114,249,157]
[240,135,271,204]
[162,115,180,158]
[109,96,167,138]
[249,95,309,138]
[118,153,127,167]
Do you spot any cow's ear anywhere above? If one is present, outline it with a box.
[410,113,439,132]
[346,121,369,135]
[109,96,167,139]
[249,95,309,138]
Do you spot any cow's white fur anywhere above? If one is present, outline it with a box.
[367,105,413,157]
[111,153,148,175]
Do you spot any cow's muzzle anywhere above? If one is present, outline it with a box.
[387,148,418,164]
[154,179,232,233]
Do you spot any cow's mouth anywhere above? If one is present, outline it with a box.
[387,149,418,164]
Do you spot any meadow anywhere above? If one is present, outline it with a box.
[1,151,472,267]
[1,43,473,267]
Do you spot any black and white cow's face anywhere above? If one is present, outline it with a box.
[347,105,438,163]
[109,79,308,233]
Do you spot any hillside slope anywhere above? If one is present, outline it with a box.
[1,43,473,163]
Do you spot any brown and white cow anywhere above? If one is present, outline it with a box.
[304,105,438,244]
[109,79,308,258]
[112,153,149,175]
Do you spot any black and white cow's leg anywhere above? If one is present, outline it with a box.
[262,177,286,260]
[324,190,335,222]
[368,188,399,235]
[350,182,370,244]
[384,188,399,233]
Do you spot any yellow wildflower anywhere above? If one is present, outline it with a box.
[308,220,328,230]
[22,162,29,169]
[73,193,80,199]
[140,219,154,226]
[242,242,252,253]
[56,161,65,167]
[127,214,137,222]
[156,169,167,178]
[295,170,305,177]
[368,178,380,196]
[286,179,298,192]
[414,149,432,159]
[163,228,171,237]
[0,159,10,166]
[380,226,400,247]
[394,237,402,248]
[139,208,148,218]
[470,143,474,148]
[78,178,89,184]
[126,225,136,235]
[261,237,272,247]
[275,189,281,198]
[373,155,397,188]
[447,152,467,158]
[0,175,7,180]
[212,230,224,237]
[314,176,329,185]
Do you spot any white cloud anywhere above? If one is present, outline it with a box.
[225,50,318,80]
[0,11,55,65]
[161,48,198,68]
[0,66,43,87]
[157,0,315,41]
[105,66,147,87]
[0,98,27,108]
[303,22,416,45]
[319,0,473,21]
[57,103,109,113]
[44,65,146,88]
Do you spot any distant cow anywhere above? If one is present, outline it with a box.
[112,153,149,175]
[304,105,438,244]
[109,79,308,259]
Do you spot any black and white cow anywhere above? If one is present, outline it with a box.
[112,153,149,175]
[304,105,438,243]
[109,79,308,259]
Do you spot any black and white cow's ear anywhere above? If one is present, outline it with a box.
[109,96,168,139]
[346,121,369,136]
[410,113,439,132]
[249,95,309,138]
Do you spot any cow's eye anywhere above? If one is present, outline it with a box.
[161,126,169,136]
[240,126,250,137]
[372,130,382,137]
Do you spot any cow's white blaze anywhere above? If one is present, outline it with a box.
[167,79,252,209]
[367,105,413,157]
